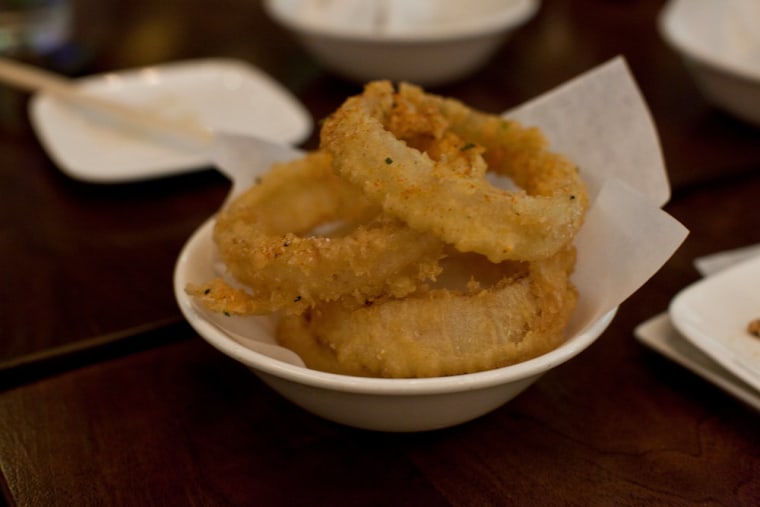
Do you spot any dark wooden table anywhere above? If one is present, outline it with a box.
[1,0,759,505]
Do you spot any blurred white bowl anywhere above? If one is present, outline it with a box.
[263,0,540,86]
[174,219,616,432]
[659,0,760,125]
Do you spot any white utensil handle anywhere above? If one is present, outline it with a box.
[0,57,213,147]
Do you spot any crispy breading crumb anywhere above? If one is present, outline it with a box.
[747,318,760,338]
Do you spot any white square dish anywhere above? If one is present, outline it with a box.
[29,58,313,183]
[669,253,760,392]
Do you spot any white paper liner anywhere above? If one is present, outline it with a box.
[197,56,689,367]
[507,58,671,207]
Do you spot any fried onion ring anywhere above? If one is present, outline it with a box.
[187,151,445,315]
[320,81,588,262]
[277,246,579,378]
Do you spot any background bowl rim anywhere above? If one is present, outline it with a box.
[263,0,541,44]
[658,0,760,84]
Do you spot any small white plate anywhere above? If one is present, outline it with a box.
[669,253,760,392]
[29,58,313,183]
[635,313,760,412]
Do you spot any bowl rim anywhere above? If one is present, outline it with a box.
[263,0,541,44]
[174,218,617,397]
[658,0,760,84]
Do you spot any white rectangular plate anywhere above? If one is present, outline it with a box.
[29,58,312,183]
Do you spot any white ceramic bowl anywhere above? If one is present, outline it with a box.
[263,0,540,86]
[174,219,616,432]
[659,0,760,126]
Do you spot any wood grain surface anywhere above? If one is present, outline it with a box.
[1,0,758,505]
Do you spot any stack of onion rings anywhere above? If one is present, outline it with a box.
[187,81,588,378]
